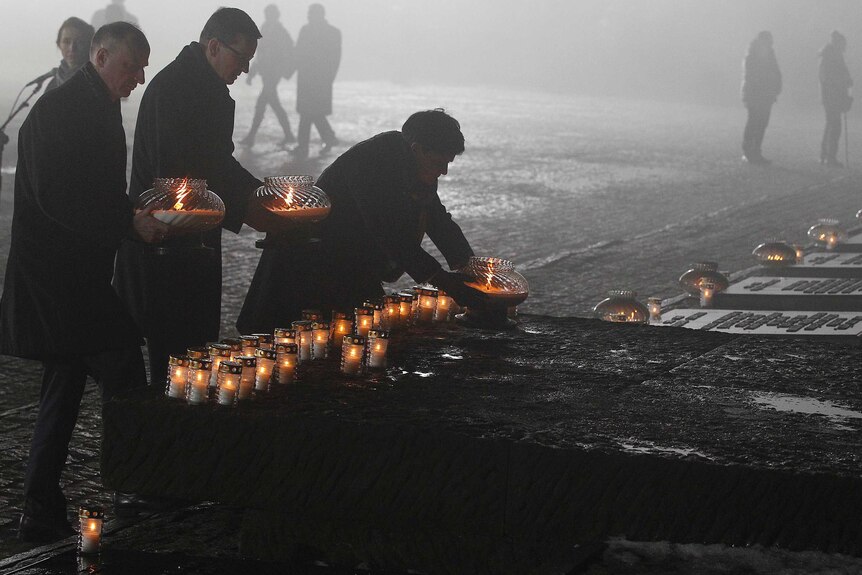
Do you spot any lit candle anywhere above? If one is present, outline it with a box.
[311,321,330,359]
[240,335,260,356]
[207,343,232,388]
[274,343,298,384]
[647,297,662,323]
[216,361,241,406]
[273,327,296,346]
[186,358,212,405]
[398,293,414,327]
[363,301,384,329]
[434,290,453,322]
[78,507,103,555]
[415,287,438,324]
[221,338,243,360]
[165,355,190,399]
[382,295,401,330]
[827,234,838,250]
[355,307,374,337]
[365,330,390,369]
[186,346,209,360]
[330,311,353,349]
[235,355,257,400]
[699,281,715,308]
[254,348,277,391]
[252,333,273,349]
[410,288,420,320]
[292,320,313,363]
[341,335,365,376]
[794,245,804,264]
[302,309,323,322]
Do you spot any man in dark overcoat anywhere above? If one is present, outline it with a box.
[819,30,853,167]
[740,31,781,165]
[238,109,487,333]
[292,3,341,159]
[0,22,165,542]
[114,7,284,387]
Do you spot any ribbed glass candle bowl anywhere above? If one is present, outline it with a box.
[136,178,225,233]
[254,175,331,222]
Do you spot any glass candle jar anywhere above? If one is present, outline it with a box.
[647,297,663,323]
[365,330,390,369]
[254,348,277,392]
[302,309,323,322]
[220,338,243,360]
[78,507,104,555]
[273,327,296,346]
[700,281,716,308]
[252,333,273,349]
[398,293,414,327]
[274,343,298,384]
[311,321,330,359]
[593,290,650,324]
[291,320,313,363]
[363,300,384,329]
[382,294,401,330]
[330,311,354,350]
[415,287,438,324]
[355,307,374,337]
[253,175,332,222]
[216,361,242,406]
[678,262,729,296]
[235,355,257,400]
[240,335,260,356]
[207,343,232,387]
[165,355,190,399]
[434,290,454,322]
[186,346,209,360]
[186,358,212,405]
[341,335,365,376]
[136,177,225,234]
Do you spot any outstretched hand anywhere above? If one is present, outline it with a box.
[132,204,171,243]
[430,269,491,309]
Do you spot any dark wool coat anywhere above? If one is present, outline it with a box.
[113,43,261,350]
[0,63,141,359]
[819,43,853,113]
[295,19,341,116]
[252,20,296,81]
[237,131,473,333]
[741,48,781,107]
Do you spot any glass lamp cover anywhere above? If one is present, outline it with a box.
[593,290,649,324]
[459,256,529,307]
[752,240,796,266]
[678,261,729,296]
[136,178,225,233]
[255,175,331,222]
[807,219,846,245]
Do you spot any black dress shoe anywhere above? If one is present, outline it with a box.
[18,513,75,543]
[113,491,185,517]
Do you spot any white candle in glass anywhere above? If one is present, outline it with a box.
[647,297,662,323]
[366,330,389,369]
[341,335,365,376]
[311,322,329,359]
[794,245,804,264]
[208,343,232,387]
[78,509,103,555]
[416,287,438,324]
[236,356,256,400]
[292,321,313,363]
[273,327,296,346]
[240,335,260,356]
[252,333,273,349]
[434,291,453,322]
[827,234,838,250]
[382,296,400,330]
[355,307,373,337]
[186,359,212,405]
[254,348,276,391]
[699,282,715,308]
[217,361,241,406]
[165,355,189,398]
[330,312,353,350]
[275,343,298,384]
[398,294,413,327]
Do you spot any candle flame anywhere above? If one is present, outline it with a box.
[283,186,295,208]
[88,520,98,532]
[172,178,190,210]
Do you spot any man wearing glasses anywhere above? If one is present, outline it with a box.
[115,8,285,393]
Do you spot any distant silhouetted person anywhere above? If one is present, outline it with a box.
[741,31,781,165]
[91,0,138,29]
[819,30,853,167]
[45,17,95,92]
[292,3,341,159]
[240,4,296,147]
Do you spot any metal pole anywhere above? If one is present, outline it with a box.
[844,112,849,169]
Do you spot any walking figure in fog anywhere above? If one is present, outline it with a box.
[0,23,165,543]
[46,17,95,92]
[292,3,341,159]
[741,31,781,165]
[819,30,853,167]
[91,0,139,29]
[240,4,296,147]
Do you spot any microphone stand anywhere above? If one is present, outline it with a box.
[0,81,47,195]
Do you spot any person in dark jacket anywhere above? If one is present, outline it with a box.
[740,30,781,165]
[240,4,296,147]
[819,30,853,167]
[45,17,95,92]
[0,22,165,543]
[292,3,341,159]
[114,7,285,388]
[238,109,488,333]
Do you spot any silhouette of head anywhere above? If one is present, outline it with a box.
[56,17,95,69]
[264,4,280,21]
[200,8,262,84]
[90,21,149,101]
[831,30,847,51]
[755,31,772,46]
[402,109,466,186]
[308,4,325,23]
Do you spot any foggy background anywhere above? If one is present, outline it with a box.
[1,0,861,115]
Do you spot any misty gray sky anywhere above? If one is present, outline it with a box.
[1,0,860,110]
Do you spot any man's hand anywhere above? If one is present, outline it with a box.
[430,269,491,309]
[243,197,299,233]
[132,204,171,243]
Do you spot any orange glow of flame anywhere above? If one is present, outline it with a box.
[172,178,190,210]
[766,254,786,261]
[88,520,98,532]
[283,186,295,208]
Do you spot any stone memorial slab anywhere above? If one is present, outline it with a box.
[658,308,862,341]
[101,316,862,573]
[714,275,862,311]
[758,251,862,278]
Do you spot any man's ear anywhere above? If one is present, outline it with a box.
[206,37,220,57]
[94,47,109,69]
